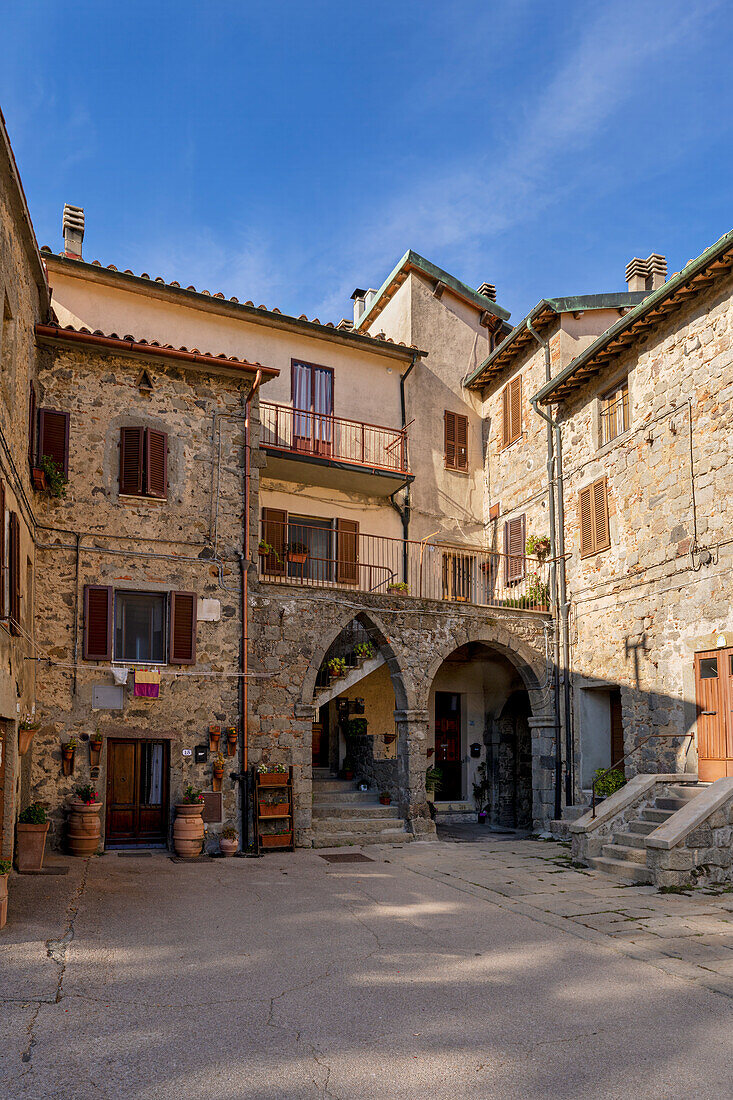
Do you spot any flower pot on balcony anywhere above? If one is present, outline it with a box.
[67,799,102,857]
[16,823,50,872]
[288,551,308,565]
[173,803,205,858]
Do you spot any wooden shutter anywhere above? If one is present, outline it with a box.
[145,429,168,498]
[28,384,36,467]
[454,414,468,470]
[504,514,526,583]
[502,377,522,447]
[262,508,287,576]
[119,426,144,495]
[336,518,359,585]
[83,585,113,660]
[444,411,456,469]
[501,386,511,448]
[0,480,4,620]
[579,478,610,557]
[9,512,20,632]
[170,591,197,664]
[37,408,70,476]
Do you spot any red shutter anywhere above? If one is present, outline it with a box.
[170,591,197,664]
[336,519,359,585]
[83,585,113,660]
[504,514,526,583]
[444,411,456,469]
[262,508,287,576]
[0,480,4,620]
[145,429,168,498]
[120,427,144,495]
[9,511,20,632]
[38,408,70,476]
[28,384,36,467]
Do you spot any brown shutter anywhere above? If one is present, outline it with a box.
[38,408,70,476]
[83,585,113,660]
[170,591,197,664]
[145,429,168,498]
[262,508,287,576]
[28,384,36,467]
[119,426,144,495]
[444,411,456,469]
[504,514,525,583]
[9,512,20,632]
[501,386,510,448]
[0,480,4,620]
[455,414,468,470]
[336,518,359,585]
[510,376,522,443]
[592,477,610,552]
[579,485,594,557]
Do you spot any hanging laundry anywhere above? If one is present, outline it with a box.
[134,668,161,698]
[112,667,129,686]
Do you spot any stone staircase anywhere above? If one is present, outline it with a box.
[311,768,410,848]
[587,783,708,884]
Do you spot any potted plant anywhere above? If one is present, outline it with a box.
[226,727,238,757]
[261,830,293,849]
[61,736,77,776]
[173,785,205,857]
[219,826,238,857]
[257,763,289,787]
[67,784,103,856]
[327,657,347,680]
[38,454,68,499]
[16,802,50,871]
[347,717,368,737]
[89,730,103,766]
[31,466,47,491]
[526,534,551,561]
[287,540,309,564]
[354,642,374,664]
[425,766,444,803]
[592,768,626,801]
[387,581,408,594]
[379,791,392,806]
[212,754,225,781]
[382,732,397,746]
[18,715,39,757]
[0,858,10,928]
[258,540,281,567]
[208,725,221,752]
[342,758,355,782]
[526,574,550,612]
[259,793,290,818]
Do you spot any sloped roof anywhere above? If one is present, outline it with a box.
[533,228,733,405]
[356,250,511,333]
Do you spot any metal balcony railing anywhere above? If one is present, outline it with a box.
[258,520,551,613]
[260,402,409,475]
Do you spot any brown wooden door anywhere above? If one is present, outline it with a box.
[435,692,462,800]
[695,650,733,781]
[106,739,169,845]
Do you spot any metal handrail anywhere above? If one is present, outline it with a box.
[590,731,695,818]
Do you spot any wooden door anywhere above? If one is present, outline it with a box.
[106,739,169,846]
[695,649,733,781]
[435,692,462,800]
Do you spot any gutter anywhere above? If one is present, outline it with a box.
[527,319,573,814]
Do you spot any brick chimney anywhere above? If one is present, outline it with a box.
[625,253,667,293]
[477,282,497,301]
[62,204,85,259]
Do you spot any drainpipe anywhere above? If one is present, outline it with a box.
[239,369,263,851]
[527,318,573,814]
[393,351,418,582]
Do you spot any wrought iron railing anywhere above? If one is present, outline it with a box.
[258,519,551,613]
[260,402,409,475]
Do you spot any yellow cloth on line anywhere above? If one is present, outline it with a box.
[135,669,161,685]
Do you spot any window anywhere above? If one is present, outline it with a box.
[83,586,196,664]
[119,427,168,498]
[444,411,468,470]
[600,380,629,446]
[291,360,334,456]
[503,514,526,583]
[501,376,522,448]
[579,478,610,558]
[260,509,360,586]
[37,408,70,476]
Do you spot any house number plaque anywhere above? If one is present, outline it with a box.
[182,748,193,757]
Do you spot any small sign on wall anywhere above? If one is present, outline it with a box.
[182,748,193,758]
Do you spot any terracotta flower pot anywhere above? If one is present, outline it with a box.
[173,803,205,858]
[0,872,7,928]
[343,770,354,782]
[16,823,50,872]
[288,551,308,564]
[261,832,292,849]
[259,802,290,818]
[213,767,224,780]
[67,799,102,857]
[219,838,238,857]
[379,795,391,806]
[18,727,38,756]
[258,772,287,786]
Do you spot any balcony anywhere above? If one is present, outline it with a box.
[259,402,410,496]
[258,519,552,614]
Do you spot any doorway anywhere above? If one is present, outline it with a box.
[695,649,733,781]
[106,739,169,847]
[435,691,462,800]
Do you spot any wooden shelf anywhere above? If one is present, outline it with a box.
[253,766,295,854]
[257,813,290,820]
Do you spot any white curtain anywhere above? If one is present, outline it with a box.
[313,368,333,443]
[148,743,163,805]
[293,362,311,439]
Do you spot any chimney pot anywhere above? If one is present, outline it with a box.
[350,287,366,326]
[477,282,497,302]
[625,253,666,294]
[62,203,85,259]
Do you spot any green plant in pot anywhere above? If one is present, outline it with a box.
[387,581,408,594]
[425,766,444,801]
[220,826,238,857]
[525,534,551,560]
[354,642,374,662]
[287,540,309,564]
[593,768,626,799]
[328,657,347,679]
[343,757,355,781]
[39,455,68,499]
[16,802,50,872]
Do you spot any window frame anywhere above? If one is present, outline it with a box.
[119,426,168,500]
[598,378,630,448]
[444,410,469,471]
[579,477,611,559]
[114,589,168,665]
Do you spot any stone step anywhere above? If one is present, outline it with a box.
[312,803,400,820]
[312,816,405,835]
[626,820,657,836]
[586,856,653,884]
[641,807,675,824]
[613,829,652,849]
[655,796,693,812]
[602,842,647,864]
[311,827,410,849]
[313,789,378,803]
[313,779,357,793]
[666,784,705,801]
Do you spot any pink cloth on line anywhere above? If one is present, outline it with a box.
[134,682,160,698]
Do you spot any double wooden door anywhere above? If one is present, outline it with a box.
[106,739,169,846]
[695,649,733,781]
[435,692,462,800]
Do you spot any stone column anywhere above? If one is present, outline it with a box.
[293,702,316,844]
[394,709,435,837]
[528,715,557,824]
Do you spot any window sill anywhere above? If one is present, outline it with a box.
[443,464,470,475]
[118,493,168,505]
[498,433,524,453]
[596,429,631,457]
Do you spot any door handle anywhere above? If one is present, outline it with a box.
[700,711,717,716]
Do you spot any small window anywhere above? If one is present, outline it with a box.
[699,657,719,680]
[119,427,168,498]
[501,376,522,448]
[579,478,610,558]
[444,411,468,470]
[600,380,629,446]
[115,591,167,663]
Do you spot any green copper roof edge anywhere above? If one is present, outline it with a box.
[532,227,733,405]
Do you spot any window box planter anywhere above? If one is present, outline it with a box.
[67,798,103,857]
[261,831,293,849]
[259,802,290,818]
[287,550,309,565]
[258,772,288,787]
[16,822,50,872]
[173,802,205,857]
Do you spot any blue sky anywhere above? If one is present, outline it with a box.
[2,1,732,325]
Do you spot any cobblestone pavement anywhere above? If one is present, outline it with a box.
[1,835,731,1100]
